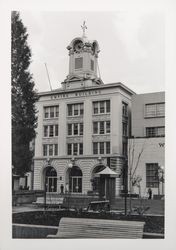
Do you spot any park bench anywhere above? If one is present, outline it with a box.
[47,217,145,238]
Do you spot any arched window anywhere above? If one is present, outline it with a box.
[45,167,57,192]
[67,166,82,193]
[91,165,106,193]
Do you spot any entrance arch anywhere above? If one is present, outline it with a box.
[44,166,57,193]
[66,166,82,193]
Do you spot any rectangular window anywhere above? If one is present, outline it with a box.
[100,142,104,154]
[100,121,105,134]
[100,101,105,113]
[106,121,111,134]
[49,125,54,137]
[106,142,110,154]
[93,122,98,134]
[79,143,83,155]
[74,123,78,135]
[93,142,98,155]
[106,100,110,113]
[68,105,72,116]
[73,143,78,155]
[146,126,165,137]
[80,103,84,115]
[145,103,165,118]
[50,107,54,118]
[44,107,49,118]
[93,100,110,114]
[55,106,59,117]
[146,163,159,188]
[43,144,58,156]
[74,104,79,116]
[122,102,128,117]
[80,123,83,135]
[49,144,53,156]
[75,57,83,69]
[43,145,47,156]
[44,106,59,119]
[55,125,58,136]
[123,122,128,136]
[93,102,98,114]
[67,144,72,155]
[54,144,58,156]
[44,126,48,137]
[68,124,72,136]
[67,103,84,117]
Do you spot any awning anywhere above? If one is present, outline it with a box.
[94,166,119,178]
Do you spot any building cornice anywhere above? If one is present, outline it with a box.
[38,82,136,98]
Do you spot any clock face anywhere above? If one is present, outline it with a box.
[74,42,83,52]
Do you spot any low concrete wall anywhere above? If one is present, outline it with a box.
[12,191,37,206]
[12,224,58,238]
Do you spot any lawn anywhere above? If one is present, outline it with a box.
[12,210,164,234]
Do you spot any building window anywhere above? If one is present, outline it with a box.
[93,142,98,154]
[122,122,128,137]
[93,142,111,155]
[67,143,83,155]
[106,100,110,113]
[93,100,111,115]
[75,57,83,69]
[80,123,83,135]
[122,102,128,117]
[100,121,105,134]
[73,123,78,135]
[67,144,72,155]
[100,101,105,113]
[106,121,111,134]
[93,102,98,114]
[106,142,110,154]
[44,106,59,119]
[43,144,47,156]
[93,122,98,134]
[145,103,165,118]
[43,125,59,137]
[146,126,165,137]
[99,142,104,154]
[67,103,84,117]
[67,123,83,136]
[43,144,58,156]
[93,121,111,135]
[146,163,159,188]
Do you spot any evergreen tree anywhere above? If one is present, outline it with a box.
[11,11,38,176]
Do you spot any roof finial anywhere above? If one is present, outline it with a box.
[81,21,87,38]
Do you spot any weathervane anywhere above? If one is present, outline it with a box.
[81,21,87,37]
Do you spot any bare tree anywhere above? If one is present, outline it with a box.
[128,138,146,214]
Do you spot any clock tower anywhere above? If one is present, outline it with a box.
[62,22,103,89]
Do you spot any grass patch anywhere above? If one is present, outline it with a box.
[12,210,164,234]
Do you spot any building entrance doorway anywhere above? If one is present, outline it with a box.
[66,166,82,193]
[45,167,57,193]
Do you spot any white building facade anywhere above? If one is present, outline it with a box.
[128,92,165,198]
[33,31,134,197]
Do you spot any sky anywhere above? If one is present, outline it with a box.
[20,11,165,94]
